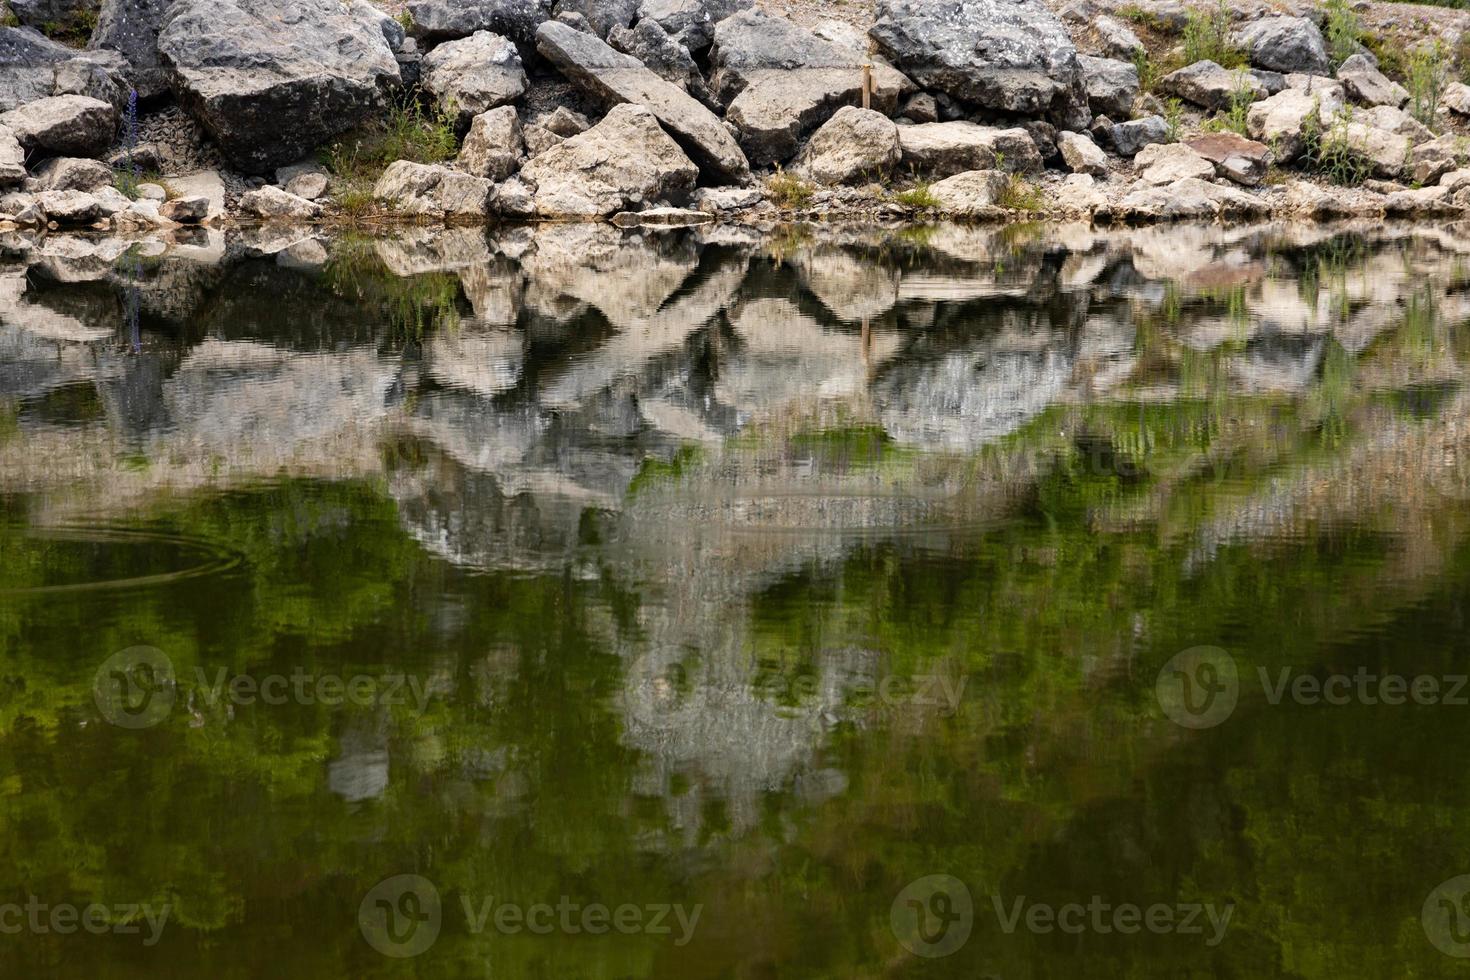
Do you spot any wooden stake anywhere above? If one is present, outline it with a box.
[861,63,872,110]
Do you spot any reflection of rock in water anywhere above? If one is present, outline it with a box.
[8,221,1470,831]
[328,720,390,803]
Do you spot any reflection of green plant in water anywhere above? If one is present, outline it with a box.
[319,234,463,343]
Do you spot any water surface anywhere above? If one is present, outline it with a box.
[4,220,1470,977]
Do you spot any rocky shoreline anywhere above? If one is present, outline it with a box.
[2,0,1470,234]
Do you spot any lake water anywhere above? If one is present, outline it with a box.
[5,219,1470,977]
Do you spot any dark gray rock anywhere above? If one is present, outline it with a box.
[1110,114,1168,156]
[0,26,75,111]
[637,0,752,53]
[534,20,749,183]
[1233,15,1330,76]
[87,0,170,98]
[1079,54,1138,119]
[9,0,99,35]
[608,18,710,105]
[406,0,552,46]
[158,0,401,172]
[552,0,636,39]
[869,0,1089,129]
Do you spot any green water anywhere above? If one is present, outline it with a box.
[4,221,1470,977]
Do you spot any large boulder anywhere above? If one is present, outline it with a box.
[792,106,901,185]
[88,0,174,98]
[535,20,749,184]
[1158,60,1265,111]
[0,26,74,111]
[521,103,698,217]
[0,95,115,156]
[457,104,523,180]
[637,0,752,52]
[896,121,1041,177]
[869,0,1089,129]
[1110,115,1168,156]
[709,9,912,166]
[374,160,495,219]
[1233,15,1330,76]
[422,31,527,122]
[1078,54,1138,118]
[158,0,402,173]
[406,0,552,45]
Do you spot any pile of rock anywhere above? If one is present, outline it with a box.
[1,0,1469,230]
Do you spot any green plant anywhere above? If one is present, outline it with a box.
[1361,33,1404,79]
[1407,41,1449,131]
[1133,50,1161,93]
[893,181,940,209]
[997,174,1045,211]
[766,169,814,209]
[1205,70,1254,135]
[1163,97,1185,142]
[1322,0,1362,68]
[396,10,413,33]
[319,88,458,217]
[1182,0,1244,68]
[1302,102,1373,186]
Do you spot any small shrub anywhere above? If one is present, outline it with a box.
[998,175,1045,211]
[767,169,815,209]
[1362,33,1404,79]
[1205,70,1254,135]
[1182,0,1244,68]
[1407,41,1449,131]
[1302,103,1373,186]
[1163,97,1185,142]
[396,10,413,33]
[321,88,457,183]
[1322,0,1362,68]
[893,182,940,209]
